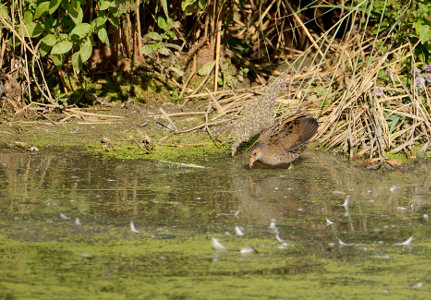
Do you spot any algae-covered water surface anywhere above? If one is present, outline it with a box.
[1,150,431,299]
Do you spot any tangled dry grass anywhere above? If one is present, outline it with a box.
[2,1,430,162]
[174,33,431,162]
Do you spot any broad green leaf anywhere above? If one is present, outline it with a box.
[182,0,199,15]
[79,38,93,63]
[198,0,207,9]
[51,40,73,55]
[99,0,116,10]
[108,17,119,28]
[97,27,109,45]
[162,30,176,40]
[157,16,170,31]
[414,22,431,44]
[113,6,127,18]
[141,43,161,55]
[49,0,62,14]
[23,11,33,24]
[39,42,51,57]
[71,23,91,36]
[23,22,43,38]
[35,2,50,19]
[41,34,58,46]
[147,32,162,41]
[68,0,83,24]
[198,60,215,76]
[0,3,8,19]
[59,33,69,40]
[92,16,107,28]
[72,52,82,72]
[51,54,64,68]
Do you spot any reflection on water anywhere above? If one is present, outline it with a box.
[1,150,431,297]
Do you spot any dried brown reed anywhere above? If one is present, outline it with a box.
[175,3,431,161]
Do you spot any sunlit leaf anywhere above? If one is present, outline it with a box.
[72,52,82,72]
[22,19,43,38]
[141,43,161,56]
[182,0,199,15]
[79,38,93,63]
[92,16,107,29]
[51,53,64,68]
[23,10,33,24]
[0,4,8,19]
[157,16,170,31]
[147,32,162,41]
[99,0,116,10]
[71,23,92,36]
[51,40,73,55]
[41,34,58,47]
[49,0,62,14]
[198,0,207,9]
[68,0,83,24]
[35,2,50,19]
[97,27,109,45]
[39,42,51,57]
[414,22,431,44]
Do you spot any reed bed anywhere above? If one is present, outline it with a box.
[1,1,430,161]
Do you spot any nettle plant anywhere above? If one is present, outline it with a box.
[19,0,127,72]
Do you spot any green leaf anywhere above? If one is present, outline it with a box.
[157,16,170,31]
[160,0,169,18]
[41,34,58,46]
[35,2,50,19]
[68,0,83,24]
[79,38,93,63]
[99,0,116,10]
[414,22,431,44]
[22,19,44,38]
[92,16,107,29]
[51,54,64,68]
[198,0,207,9]
[97,27,109,45]
[108,17,119,28]
[198,60,215,76]
[72,52,82,72]
[162,30,176,40]
[0,4,8,19]
[23,11,33,24]
[51,40,73,55]
[182,0,199,15]
[39,41,51,57]
[71,23,92,36]
[141,43,161,55]
[147,32,162,41]
[49,0,62,14]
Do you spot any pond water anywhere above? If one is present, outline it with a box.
[1,150,431,299]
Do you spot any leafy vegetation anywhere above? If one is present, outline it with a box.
[0,0,431,161]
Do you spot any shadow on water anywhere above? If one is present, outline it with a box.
[1,150,431,298]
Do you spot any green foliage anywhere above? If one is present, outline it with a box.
[3,0,128,72]
[141,15,180,57]
[371,0,431,62]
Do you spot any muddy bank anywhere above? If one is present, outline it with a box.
[0,102,232,163]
